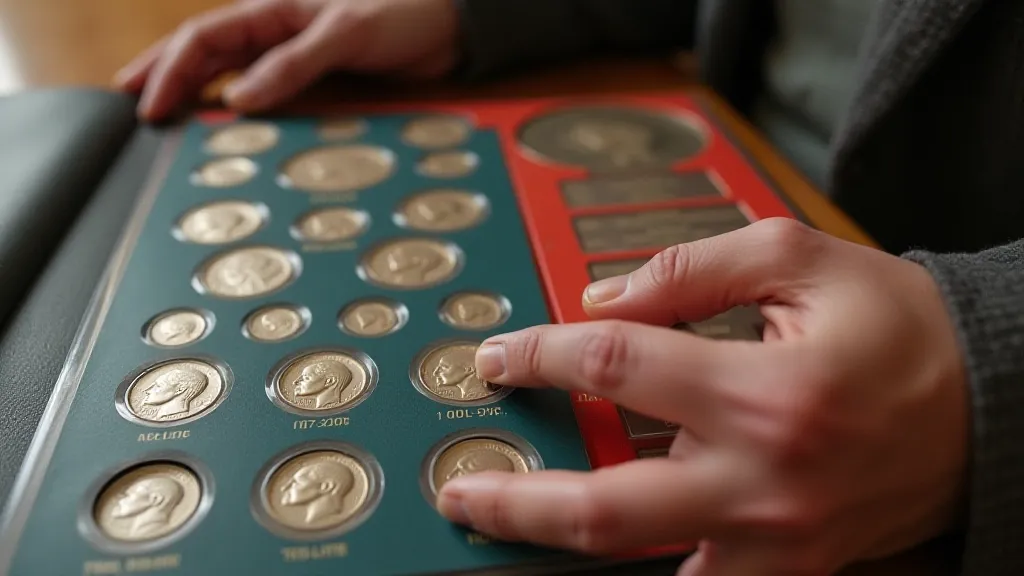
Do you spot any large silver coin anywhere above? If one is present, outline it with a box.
[198,246,297,299]
[518,106,706,171]
[205,122,279,155]
[281,145,395,193]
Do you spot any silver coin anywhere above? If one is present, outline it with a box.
[177,200,264,244]
[193,157,258,187]
[318,117,367,141]
[244,305,308,342]
[145,309,209,347]
[518,105,707,171]
[198,246,298,299]
[205,122,279,155]
[401,115,471,149]
[417,151,478,179]
[293,207,369,243]
[281,145,395,193]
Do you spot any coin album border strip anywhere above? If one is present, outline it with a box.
[1,90,799,575]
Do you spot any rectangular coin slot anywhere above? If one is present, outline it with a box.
[587,258,651,281]
[618,407,680,439]
[573,204,750,254]
[561,171,723,208]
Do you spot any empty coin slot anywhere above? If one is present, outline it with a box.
[573,205,750,254]
[561,171,723,208]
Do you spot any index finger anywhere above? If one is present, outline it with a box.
[476,320,763,428]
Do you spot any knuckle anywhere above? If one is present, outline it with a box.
[576,323,630,393]
[643,244,693,292]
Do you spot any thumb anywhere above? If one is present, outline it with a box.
[582,218,826,326]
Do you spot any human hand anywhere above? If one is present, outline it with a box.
[114,0,460,120]
[437,218,970,575]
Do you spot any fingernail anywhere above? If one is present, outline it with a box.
[476,342,505,380]
[436,492,470,524]
[584,275,629,305]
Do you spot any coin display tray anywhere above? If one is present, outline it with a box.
[1,91,800,576]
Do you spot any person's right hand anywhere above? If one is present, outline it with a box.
[114,0,461,120]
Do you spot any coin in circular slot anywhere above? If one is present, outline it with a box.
[191,157,259,188]
[417,150,478,179]
[175,200,266,245]
[92,462,203,543]
[116,358,231,427]
[143,308,213,348]
[279,145,395,193]
[243,304,310,343]
[318,117,367,140]
[205,122,279,155]
[338,298,408,338]
[421,429,542,503]
[292,206,369,243]
[395,189,488,232]
[439,292,510,331]
[357,237,462,290]
[517,105,707,171]
[195,246,300,300]
[401,115,472,149]
[252,441,383,540]
[267,348,377,416]
[410,340,509,406]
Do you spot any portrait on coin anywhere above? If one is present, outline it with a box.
[385,245,443,282]
[279,458,355,526]
[109,475,186,538]
[189,209,245,242]
[432,347,495,400]
[152,314,201,345]
[445,448,515,481]
[142,367,209,420]
[292,359,352,409]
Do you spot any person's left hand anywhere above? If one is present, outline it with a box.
[435,218,969,576]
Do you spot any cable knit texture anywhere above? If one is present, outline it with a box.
[456,0,1024,573]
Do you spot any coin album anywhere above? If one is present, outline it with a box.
[0,91,798,576]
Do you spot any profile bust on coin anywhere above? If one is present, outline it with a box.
[146,310,207,347]
[261,448,375,535]
[361,238,461,289]
[124,360,225,424]
[200,246,296,299]
[94,463,202,543]
[429,436,532,496]
[273,351,374,413]
[441,293,509,330]
[417,343,502,403]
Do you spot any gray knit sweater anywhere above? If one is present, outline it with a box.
[455,1,1024,574]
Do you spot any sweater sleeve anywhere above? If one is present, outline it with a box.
[902,241,1024,576]
[452,0,697,79]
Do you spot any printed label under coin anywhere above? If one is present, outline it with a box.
[441,293,508,330]
[402,116,471,148]
[432,438,529,494]
[246,306,305,342]
[93,463,201,542]
[125,360,224,424]
[417,343,501,402]
[361,238,460,288]
[178,200,263,244]
[340,301,402,337]
[294,207,367,243]
[418,151,477,178]
[200,246,296,299]
[275,351,371,412]
[282,145,394,193]
[206,122,279,155]
[398,189,487,232]
[264,450,370,532]
[193,157,258,187]
[146,310,207,347]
